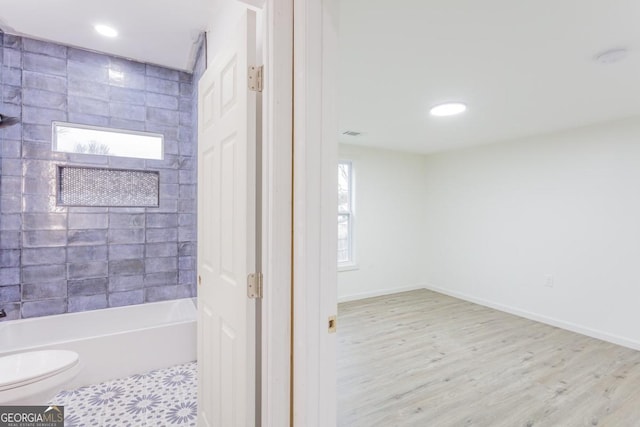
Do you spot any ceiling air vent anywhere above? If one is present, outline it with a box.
[342,131,362,137]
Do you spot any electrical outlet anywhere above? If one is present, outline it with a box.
[545,275,554,288]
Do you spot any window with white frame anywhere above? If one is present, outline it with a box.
[338,161,354,265]
[52,121,164,160]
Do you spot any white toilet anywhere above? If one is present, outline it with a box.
[0,350,81,405]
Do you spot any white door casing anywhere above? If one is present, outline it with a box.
[293,0,339,425]
[197,9,258,427]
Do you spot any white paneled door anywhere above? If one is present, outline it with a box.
[197,9,258,427]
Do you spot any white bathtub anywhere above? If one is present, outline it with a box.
[0,298,197,389]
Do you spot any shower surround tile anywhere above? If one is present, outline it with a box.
[52,361,198,427]
[109,289,144,307]
[23,71,68,93]
[23,52,67,76]
[22,38,67,58]
[0,32,203,320]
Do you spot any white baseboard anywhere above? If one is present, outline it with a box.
[337,284,427,303]
[424,284,640,352]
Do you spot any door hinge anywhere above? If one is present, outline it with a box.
[248,65,263,92]
[247,272,263,299]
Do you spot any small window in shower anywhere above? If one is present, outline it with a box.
[52,121,164,160]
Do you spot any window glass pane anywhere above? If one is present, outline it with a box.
[338,161,354,265]
[338,213,350,263]
[53,122,164,160]
[338,162,351,213]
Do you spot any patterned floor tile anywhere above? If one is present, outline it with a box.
[51,361,197,426]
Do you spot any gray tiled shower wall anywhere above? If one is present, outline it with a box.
[0,33,206,320]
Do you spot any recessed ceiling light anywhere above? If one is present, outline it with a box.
[430,102,467,117]
[594,48,628,65]
[95,24,118,38]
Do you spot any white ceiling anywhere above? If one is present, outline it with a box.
[339,0,640,153]
[2,1,638,146]
[0,0,214,71]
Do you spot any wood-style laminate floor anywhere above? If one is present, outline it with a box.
[337,289,640,427]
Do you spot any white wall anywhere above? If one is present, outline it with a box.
[422,116,640,349]
[337,144,426,301]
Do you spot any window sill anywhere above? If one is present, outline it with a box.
[338,263,359,272]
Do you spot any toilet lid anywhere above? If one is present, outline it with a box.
[0,350,79,391]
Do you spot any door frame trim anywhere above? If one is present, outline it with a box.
[207,0,337,424]
[259,0,294,426]
[292,0,339,425]
[201,1,294,425]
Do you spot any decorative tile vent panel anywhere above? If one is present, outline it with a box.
[58,166,160,207]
